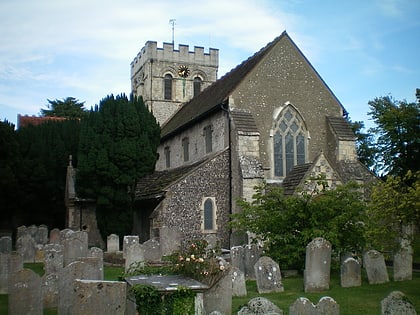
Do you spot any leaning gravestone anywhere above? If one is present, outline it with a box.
[159,226,183,256]
[204,269,232,315]
[123,235,139,259]
[42,272,59,309]
[238,297,283,315]
[72,279,127,315]
[244,244,261,279]
[231,267,247,297]
[8,268,42,315]
[125,243,145,273]
[363,249,389,284]
[254,256,284,293]
[0,236,12,254]
[142,239,161,262]
[289,297,316,315]
[107,234,119,253]
[381,291,417,315]
[304,237,331,292]
[393,245,413,281]
[340,257,361,287]
[16,234,37,262]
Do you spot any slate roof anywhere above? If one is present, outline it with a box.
[327,116,356,140]
[281,163,313,195]
[230,110,259,133]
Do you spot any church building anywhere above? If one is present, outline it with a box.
[131,31,377,253]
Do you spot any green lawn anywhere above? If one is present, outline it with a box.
[1,265,419,314]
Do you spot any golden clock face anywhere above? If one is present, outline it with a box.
[178,65,190,78]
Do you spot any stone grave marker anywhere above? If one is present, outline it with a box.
[340,257,361,287]
[8,268,42,315]
[90,247,104,279]
[231,267,247,297]
[203,269,232,315]
[381,291,417,315]
[63,237,88,266]
[289,297,316,315]
[254,256,284,293]
[0,236,12,254]
[38,224,49,245]
[27,224,38,240]
[59,228,74,244]
[244,244,261,279]
[72,279,127,315]
[142,239,161,262]
[49,228,61,244]
[238,297,283,315]
[16,234,36,262]
[230,246,245,273]
[42,272,59,309]
[8,252,23,274]
[16,225,27,241]
[0,253,9,293]
[123,235,139,259]
[363,249,389,284]
[317,296,339,315]
[125,243,145,273]
[34,244,45,263]
[304,237,331,292]
[159,226,183,256]
[79,256,103,280]
[107,234,119,253]
[44,244,63,275]
[393,245,413,281]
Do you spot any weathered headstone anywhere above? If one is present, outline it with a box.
[238,297,283,315]
[125,243,145,273]
[230,246,245,273]
[38,224,49,245]
[317,296,339,315]
[16,225,27,241]
[16,234,36,262]
[340,257,361,288]
[107,234,119,253]
[289,297,316,315]
[254,256,284,293]
[44,244,64,275]
[203,269,232,315]
[34,244,45,263]
[142,239,161,262]
[79,257,103,280]
[8,252,23,275]
[381,291,417,315]
[42,273,59,309]
[244,244,261,279]
[159,226,183,256]
[90,247,104,280]
[63,237,88,266]
[304,237,331,292]
[49,228,61,244]
[231,267,247,297]
[60,228,74,244]
[363,249,389,284]
[8,268,42,315]
[27,224,38,240]
[72,279,127,315]
[123,235,139,259]
[393,245,413,281]
[0,253,9,293]
[0,236,12,254]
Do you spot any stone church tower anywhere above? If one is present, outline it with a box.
[130,41,219,126]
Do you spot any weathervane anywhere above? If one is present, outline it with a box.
[169,19,176,45]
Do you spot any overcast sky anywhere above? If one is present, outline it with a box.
[1,0,419,128]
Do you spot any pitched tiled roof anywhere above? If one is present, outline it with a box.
[230,110,259,133]
[281,163,313,195]
[160,31,288,140]
[327,116,356,140]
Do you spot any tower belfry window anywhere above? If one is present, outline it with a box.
[193,77,202,97]
[164,74,173,100]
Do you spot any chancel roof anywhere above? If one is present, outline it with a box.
[327,116,356,141]
[281,163,313,195]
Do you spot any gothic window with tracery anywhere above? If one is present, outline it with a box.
[164,74,173,100]
[273,106,307,177]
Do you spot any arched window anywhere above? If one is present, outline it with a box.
[164,74,173,100]
[204,125,213,153]
[273,105,307,177]
[202,197,216,231]
[193,77,202,97]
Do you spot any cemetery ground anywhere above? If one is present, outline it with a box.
[0,264,419,314]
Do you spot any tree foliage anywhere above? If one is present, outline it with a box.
[368,95,420,177]
[41,97,87,118]
[230,179,367,270]
[76,94,160,239]
[348,120,378,172]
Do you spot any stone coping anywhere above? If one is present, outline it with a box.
[125,274,209,292]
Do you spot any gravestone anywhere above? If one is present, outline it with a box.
[107,234,119,253]
[142,239,161,262]
[34,244,45,263]
[73,230,89,247]
[363,249,389,284]
[38,225,49,245]
[27,224,38,240]
[72,279,127,315]
[203,269,232,315]
[8,268,42,315]
[16,234,36,262]
[289,297,316,315]
[340,257,361,287]
[231,267,247,297]
[8,252,23,274]
[60,228,74,244]
[381,291,417,315]
[393,245,413,281]
[63,237,88,266]
[49,228,61,244]
[90,247,104,280]
[238,297,283,315]
[244,244,261,279]
[0,236,12,254]
[230,246,245,273]
[79,257,103,280]
[125,243,145,273]
[0,253,9,293]
[304,237,331,292]
[16,225,27,241]
[42,273,59,309]
[123,235,139,259]
[159,226,183,256]
[44,244,64,275]
[317,296,339,315]
[254,256,284,293]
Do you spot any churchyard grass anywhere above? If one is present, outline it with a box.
[232,271,420,314]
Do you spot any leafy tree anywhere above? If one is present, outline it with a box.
[366,171,420,252]
[368,94,420,177]
[230,179,367,270]
[41,97,87,118]
[76,94,160,239]
[348,120,378,173]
